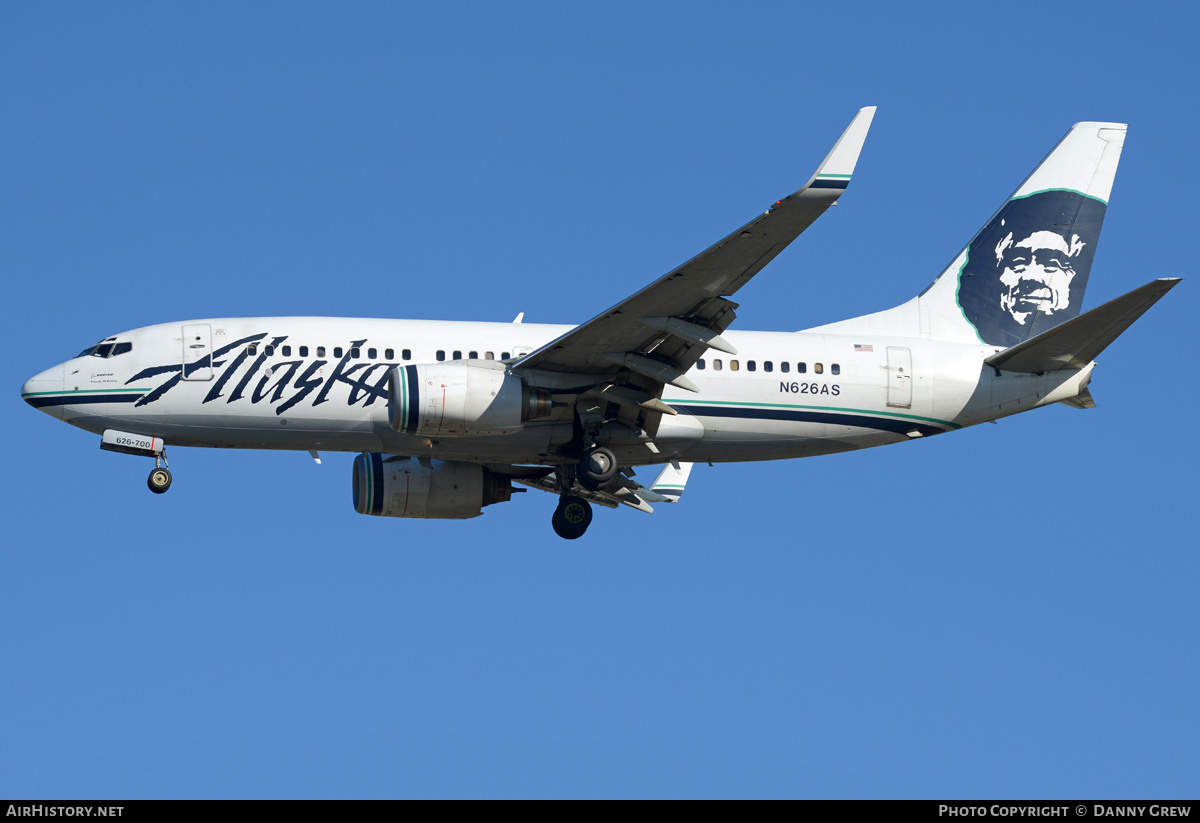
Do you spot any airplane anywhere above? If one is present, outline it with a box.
[20,108,1179,539]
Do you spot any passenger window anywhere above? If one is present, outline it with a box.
[436,350,446,361]
[334,347,343,358]
[402,349,411,360]
[265,345,274,356]
[281,345,291,357]
[485,351,494,360]
[797,362,807,374]
[831,363,840,375]
[730,360,739,371]
[764,361,773,372]
[248,344,258,356]
[316,346,325,358]
[112,342,132,356]
[781,362,790,373]
[299,346,309,357]
[747,360,756,372]
[350,347,360,359]
[697,359,706,370]
[713,359,723,371]
[452,351,462,360]
[468,351,478,359]
[814,363,823,374]
[368,348,377,359]
[502,352,511,360]
[384,348,393,360]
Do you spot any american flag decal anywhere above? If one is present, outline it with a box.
[854,344,874,352]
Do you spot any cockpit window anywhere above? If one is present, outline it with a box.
[77,341,133,359]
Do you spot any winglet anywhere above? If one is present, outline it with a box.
[809,106,876,187]
[644,461,694,503]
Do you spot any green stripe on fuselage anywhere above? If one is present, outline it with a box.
[662,398,961,430]
[21,388,151,397]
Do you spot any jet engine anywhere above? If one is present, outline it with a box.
[352,453,514,519]
[387,361,552,437]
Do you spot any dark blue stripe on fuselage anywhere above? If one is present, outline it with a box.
[671,404,947,437]
[24,393,144,408]
[810,179,849,189]
[370,452,384,516]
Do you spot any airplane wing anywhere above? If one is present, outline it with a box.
[512,461,696,513]
[514,107,877,407]
[514,470,652,512]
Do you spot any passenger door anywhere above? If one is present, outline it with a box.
[886,346,912,408]
[181,323,213,381]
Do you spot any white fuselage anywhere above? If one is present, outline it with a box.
[23,316,1093,468]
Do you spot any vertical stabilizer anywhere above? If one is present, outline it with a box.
[806,122,1127,346]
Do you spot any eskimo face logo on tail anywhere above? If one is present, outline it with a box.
[958,190,1107,348]
[996,229,1084,324]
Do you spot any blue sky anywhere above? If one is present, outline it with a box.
[3,2,1196,799]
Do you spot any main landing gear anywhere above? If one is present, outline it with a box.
[578,445,618,491]
[147,453,172,494]
[549,445,619,539]
[552,495,592,540]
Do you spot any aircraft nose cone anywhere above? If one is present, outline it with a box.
[21,365,65,418]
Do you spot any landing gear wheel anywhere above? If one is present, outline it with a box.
[578,446,618,491]
[148,467,173,494]
[552,495,593,540]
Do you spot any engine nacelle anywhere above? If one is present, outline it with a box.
[388,361,551,437]
[352,453,514,519]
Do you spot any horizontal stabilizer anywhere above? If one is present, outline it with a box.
[985,278,1180,373]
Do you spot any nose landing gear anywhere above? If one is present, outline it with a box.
[148,467,172,494]
[147,452,172,495]
[99,430,174,495]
